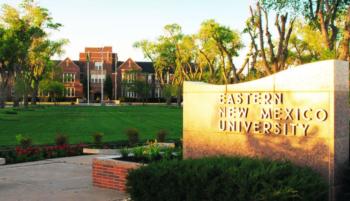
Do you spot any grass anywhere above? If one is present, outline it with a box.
[0,105,182,146]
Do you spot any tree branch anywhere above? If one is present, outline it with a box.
[308,0,315,20]
[237,44,253,75]
[338,6,350,60]
[263,8,277,72]
[317,0,332,49]
[256,3,272,75]
[276,14,288,71]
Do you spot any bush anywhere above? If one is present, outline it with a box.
[127,157,328,201]
[125,128,139,146]
[120,147,130,158]
[55,133,69,145]
[156,129,168,142]
[5,110,17,115]
[92,132,104,144]
[340,162,350,201]
[15,134,32,148]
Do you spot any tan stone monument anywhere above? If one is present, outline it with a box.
[183,60,349,200]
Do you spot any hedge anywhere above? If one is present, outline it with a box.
[126,156,328,201]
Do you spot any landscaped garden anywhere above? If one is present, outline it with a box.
[0,105,182,146]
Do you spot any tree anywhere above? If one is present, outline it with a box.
[0,3,35,108]
[198,20,244,83]
[135,21,247,106]
[135,24,183,106]
[122,71,151,104]
[0,0,66,107]
[28,39,67,105]
[162,84,176,105]
[39,80,64,103]
[14,73,31,107]
[245,3,296,75]
[104,75,113,100]
[162,24,186,106]
[287,21,332,65]
[131,80,151,105]
[259,0,350,61]
[134,40,169,86]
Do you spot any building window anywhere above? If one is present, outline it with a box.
[95,62,103,70]
[65,87,75,97]
[148,74,152,84]
[155,87,161,98]
[63,73,75,83]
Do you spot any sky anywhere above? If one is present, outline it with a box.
[0,0,255,64]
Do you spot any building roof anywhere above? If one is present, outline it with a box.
[118,58,143,71]
[116,58,154,73]
[135,61,155,73]
[63,58,81,68]
[54,57,155,74]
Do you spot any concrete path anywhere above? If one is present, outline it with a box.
[0,155,128,201]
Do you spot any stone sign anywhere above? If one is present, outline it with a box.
[183,60,349,200]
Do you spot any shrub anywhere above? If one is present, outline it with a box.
[131,146,145,159]
[5,110,17,115]
[15,134,32,148]
[55,133,69,145]
[143,141,161,161]
[125,128,139,146]
[120,147,130,158]
[156,129,168,142]
[92,132,104,144]
[340,162,350,201]
[127,157,328,201]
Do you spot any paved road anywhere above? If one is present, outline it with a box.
[0,155,127,201]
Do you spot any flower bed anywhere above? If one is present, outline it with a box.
[0,144,87,164]
[92,141,182,192]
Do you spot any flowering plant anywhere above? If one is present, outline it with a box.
[12,144,87,163]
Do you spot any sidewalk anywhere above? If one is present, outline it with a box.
[0,155,127,201]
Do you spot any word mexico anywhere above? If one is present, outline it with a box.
[218,92,328,136]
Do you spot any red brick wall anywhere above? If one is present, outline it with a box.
[92,157,142,192]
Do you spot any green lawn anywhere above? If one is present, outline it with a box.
[0,105,182,146]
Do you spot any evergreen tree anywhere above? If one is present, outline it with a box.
[104,75,113,100]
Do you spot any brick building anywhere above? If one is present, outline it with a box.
[116,58,163,99]
[56,58,83,99]
[55,46,164,102]
[78,46,118,101]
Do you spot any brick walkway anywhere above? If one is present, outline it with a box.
[0,155,127,201]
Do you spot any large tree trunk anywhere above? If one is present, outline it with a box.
[176,85,182,107]
[31,80,39,105]
[13,94,19,107]
[256,3,272,75]
[166,97,171,105]
[0,86,6,109]
[338,6,350,61]
[24,93,29,107]
[227,54,239,83]
[317,10,332,50]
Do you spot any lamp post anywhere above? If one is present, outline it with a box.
[87,52,90,105]
[114,54,118,100]
[101,49,104,105]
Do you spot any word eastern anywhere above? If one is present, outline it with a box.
[219,92,283,105]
